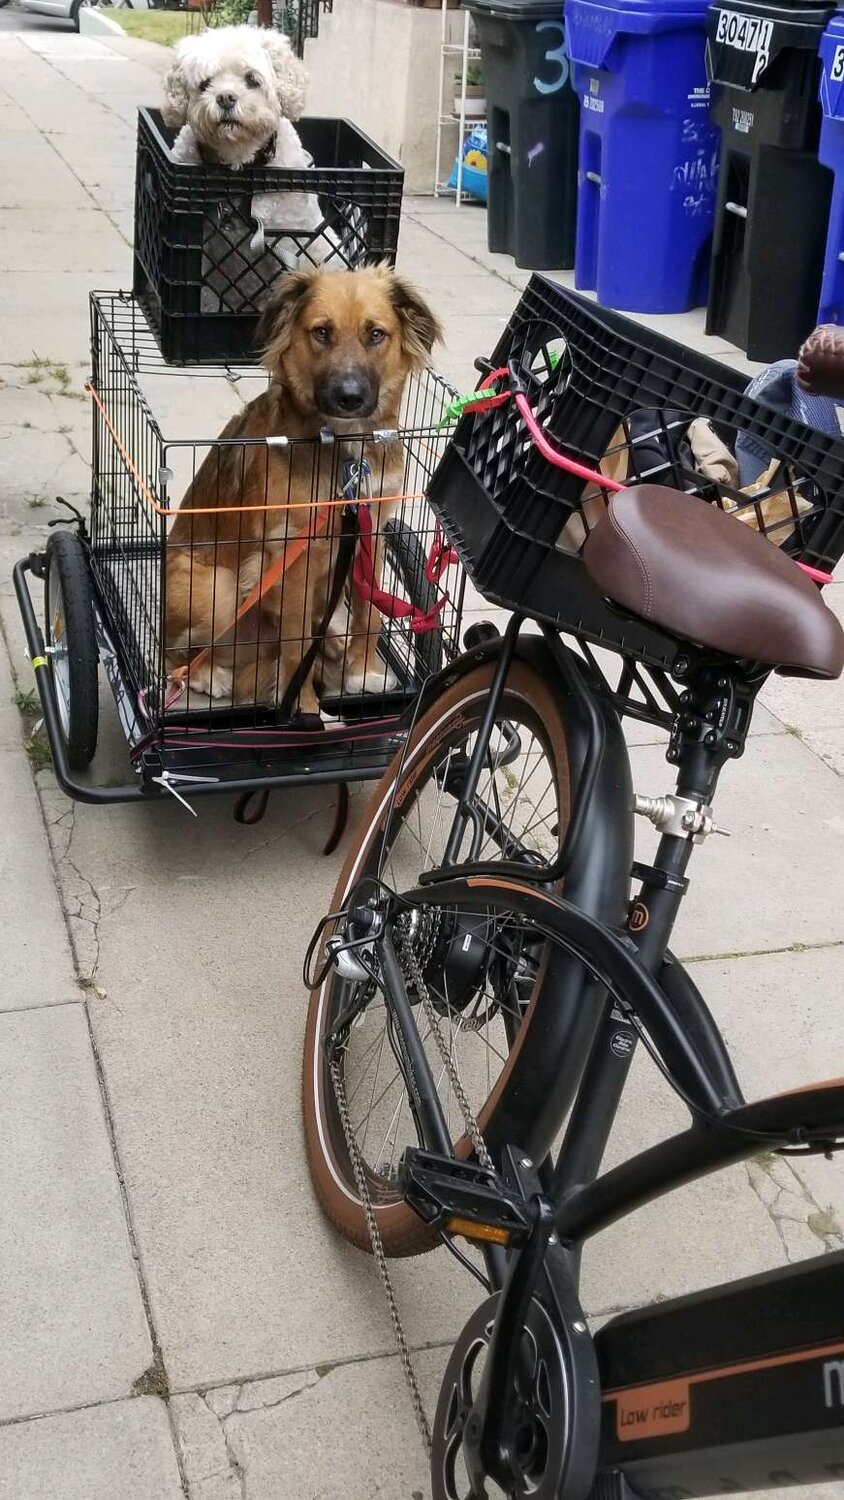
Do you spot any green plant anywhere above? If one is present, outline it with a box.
[26,495,48,510]
[24,736,52,773]
[455,63,484,88]
[14,688,38,716]
[15,356,75,395]
[208,0,252,27]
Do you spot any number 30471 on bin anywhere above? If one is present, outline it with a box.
[715,10,773,59]
[713,9,773,82]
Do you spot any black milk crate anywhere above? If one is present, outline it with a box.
[428,275,844,675]
[133,108,404,366]
[84,292,464,793]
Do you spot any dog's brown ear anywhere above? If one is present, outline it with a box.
[388,274,443,368]
[256,270,316,365]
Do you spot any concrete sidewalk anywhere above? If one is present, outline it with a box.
[0,17,843,1499]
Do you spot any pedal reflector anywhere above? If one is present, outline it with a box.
[445,1215,512,1246]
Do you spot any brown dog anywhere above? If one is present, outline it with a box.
[165,265,442,714]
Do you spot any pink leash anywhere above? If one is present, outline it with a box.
[354,505,450,633]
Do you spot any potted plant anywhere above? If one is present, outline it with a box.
[453,63,485,121]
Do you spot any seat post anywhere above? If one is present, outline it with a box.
[628,659,762,972]
[666,656,760,805]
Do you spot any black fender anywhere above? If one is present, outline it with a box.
[409,628,635,1162]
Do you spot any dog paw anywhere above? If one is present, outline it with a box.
[342,664,400,696]
[190,664,233,702]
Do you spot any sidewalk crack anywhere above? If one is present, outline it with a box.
[746,1152,844,1263]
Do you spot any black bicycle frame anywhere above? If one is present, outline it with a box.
[402,617,754,1193]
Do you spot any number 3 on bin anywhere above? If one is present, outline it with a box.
[832,45,844,84]
[534,21,569,96]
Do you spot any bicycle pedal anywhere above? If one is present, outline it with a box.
[399,1148,534,1247]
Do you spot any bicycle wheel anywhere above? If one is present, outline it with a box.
[43,530,99,771]
[303,657,572,1256]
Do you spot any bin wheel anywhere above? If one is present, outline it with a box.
[43,530,99,771]
[382,518,445,681]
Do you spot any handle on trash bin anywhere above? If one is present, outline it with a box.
[725,201,748,220]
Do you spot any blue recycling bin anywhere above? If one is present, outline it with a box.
[818,15,844,324]
[566,0,719,312]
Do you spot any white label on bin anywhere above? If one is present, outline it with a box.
[714,10,773,82]
[830,44,844,83]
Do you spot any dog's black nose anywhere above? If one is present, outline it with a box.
[317,368,378,420]
[217,92,237,112]
[326,376,371,415]
[334,379,368,414]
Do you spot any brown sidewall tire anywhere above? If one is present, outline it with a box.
[302,658,572,1257]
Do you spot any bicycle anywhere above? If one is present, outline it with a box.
[301,281,844,1498]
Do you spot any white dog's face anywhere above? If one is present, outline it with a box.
[162,26,308,167]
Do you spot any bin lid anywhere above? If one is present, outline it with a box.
[463,0,565,17]
[820,13,844,120]
[565,0,711,15]
[706,0,835,94]
[821,10,844,40]
[566,0,715,72]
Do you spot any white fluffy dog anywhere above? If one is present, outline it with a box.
[161,26,339,293]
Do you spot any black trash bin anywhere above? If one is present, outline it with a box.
[465,0,580,270]
[705,0,835,362]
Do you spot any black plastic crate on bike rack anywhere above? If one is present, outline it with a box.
[85,291,463,794]
[133,108,404,365]
[427,275,844,677]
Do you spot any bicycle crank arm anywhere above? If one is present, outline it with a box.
[430,1147,602,1500]
[472,1168,559,1490]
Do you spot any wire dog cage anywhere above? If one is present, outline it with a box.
[13,292,465,810]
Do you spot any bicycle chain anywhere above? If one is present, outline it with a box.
[329,1053,432,1453]
[403,942,493,1172]
[328,924,493,1461]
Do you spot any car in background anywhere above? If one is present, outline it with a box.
[17,0,93,28]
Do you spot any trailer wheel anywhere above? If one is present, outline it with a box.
[43,530,99,771]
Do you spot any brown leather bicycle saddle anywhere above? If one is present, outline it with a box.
[582,486,844,679]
